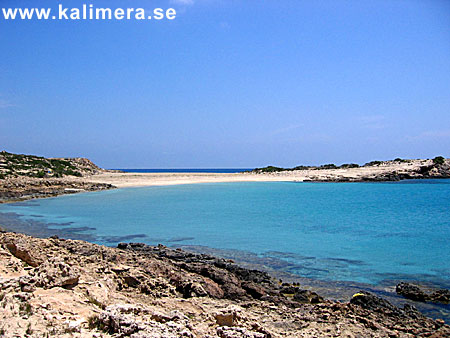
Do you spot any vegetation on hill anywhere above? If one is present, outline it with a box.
[433,156,445,165]
[0,151,101,179]
[252,162,361,173]
[251,157,446,173]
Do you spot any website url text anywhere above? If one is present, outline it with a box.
[1,4,176,21]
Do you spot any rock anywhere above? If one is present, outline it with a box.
[18,257,79,290]
[65,319,82,333]
[280,285,298,294]
[92,305,194,337]
[123,275,141,288]
[201,277,225,299]
[402,303,423,319]
[430,289,450,303]
[217,326,266,338]
[396,282,428,302]
[151,311,174,323]
[293,289,323,304]
[4,239,42,267]
[97,304,141,335]
[350,292,402,315]
[242,281,266,299]
[117,242,128,249]
[215,313,235,327]
[175,280,209,298]
[215,305,242,327]
[396,282,450,304]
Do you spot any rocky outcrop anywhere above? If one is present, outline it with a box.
[0,151,116,203]
[4,236,44,267]
[396,282,450,304]
[19,257,80,291]
[0,177,114,202]
[0,232,449,337]
[117,242,324,307]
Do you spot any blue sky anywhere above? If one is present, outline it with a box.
[1,0,449,168]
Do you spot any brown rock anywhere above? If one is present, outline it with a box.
[216,312,235,327]
[4,239,42,267]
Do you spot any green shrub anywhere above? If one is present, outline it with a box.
[364,160,383,167]
[319,164,337,169]
[394,158,411,163]
[19,301,32,316]
[340,163,359,169]
[433,156,445,165]
[253,166,285,173]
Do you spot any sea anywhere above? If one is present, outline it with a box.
[1,178,449,319]
[115,168,251,173]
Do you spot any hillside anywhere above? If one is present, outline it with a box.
[0,151,103,179]
[252,157,447,174]
[0,151,113,202]
[250,157,450,182]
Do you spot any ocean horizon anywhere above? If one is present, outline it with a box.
[112,168,252,173]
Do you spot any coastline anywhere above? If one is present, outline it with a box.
[78,158,450,188]
[1,158,449,203]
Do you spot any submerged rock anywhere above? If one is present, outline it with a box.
[396,282,450,304]
[430,289,450,303]
[396,282,428,302]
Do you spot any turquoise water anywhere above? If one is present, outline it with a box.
[1,180,449,287]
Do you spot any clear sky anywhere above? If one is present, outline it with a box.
[1,0,449,168]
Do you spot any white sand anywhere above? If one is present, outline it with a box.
[83,160,431,188]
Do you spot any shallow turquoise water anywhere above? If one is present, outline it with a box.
[1,180,449,286]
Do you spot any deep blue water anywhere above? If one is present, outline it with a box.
[1,180,449,287]
[114,168,251,173]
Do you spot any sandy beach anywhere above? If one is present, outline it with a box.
[82,159,436,188]
[1,156,448,203]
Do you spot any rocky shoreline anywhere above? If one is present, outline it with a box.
[0,152,117,203]
[0,231,449,337]
[0,176,115,203]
